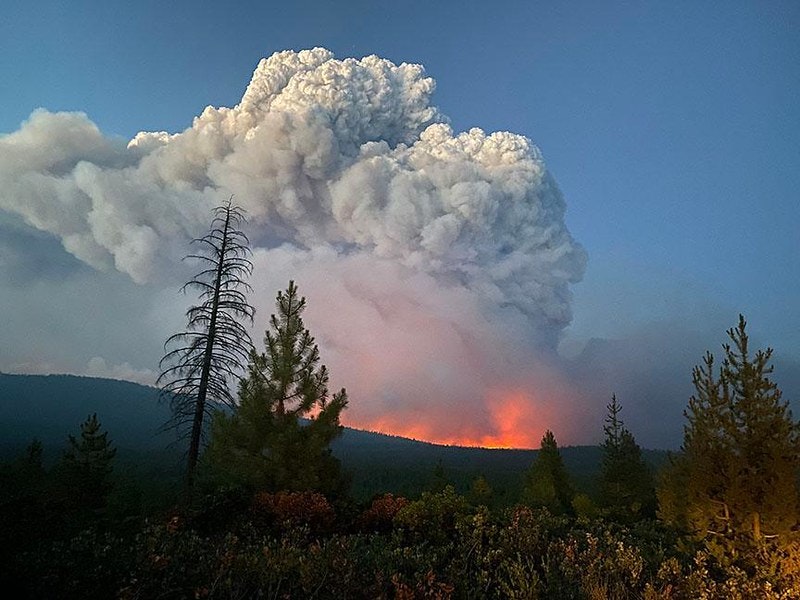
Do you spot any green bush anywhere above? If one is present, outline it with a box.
[394,485,469,545]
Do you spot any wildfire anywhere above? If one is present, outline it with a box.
[349,387,554,450]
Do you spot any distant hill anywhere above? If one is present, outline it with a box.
[0,373,174,452]
[0,373,667,500]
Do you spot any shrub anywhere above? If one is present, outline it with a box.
[250,490,335,533]
[394,486,469,544]
[357,493,410,533]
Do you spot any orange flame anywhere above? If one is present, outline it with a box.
[348,387,554,450]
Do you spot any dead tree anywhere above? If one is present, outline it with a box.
[158,198,255,497]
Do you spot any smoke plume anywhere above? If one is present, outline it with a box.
[0,48,588,447]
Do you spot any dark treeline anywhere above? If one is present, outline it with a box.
[1,203,798,599]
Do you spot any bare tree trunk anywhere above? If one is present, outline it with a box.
[158,198,254,507]
[185,208,230,498]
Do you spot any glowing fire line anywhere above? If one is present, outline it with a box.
[347,388,552,450]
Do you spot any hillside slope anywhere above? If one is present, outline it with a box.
[0,373,667,500]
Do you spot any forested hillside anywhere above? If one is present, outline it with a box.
[0,373,667,501]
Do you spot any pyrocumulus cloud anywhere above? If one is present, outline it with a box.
[0,48,588,446]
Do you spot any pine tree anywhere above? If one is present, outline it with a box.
[158,199,255,496]
[658,316,800,552]
[60,413,117,517]
[522,430,573,515]
[599,394,656,521]
[206,281,348,495]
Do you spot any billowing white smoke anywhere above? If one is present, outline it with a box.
[0,48,587,445]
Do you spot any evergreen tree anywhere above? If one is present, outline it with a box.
[206,281,348,495]
[658,316,800,554]
[522,430,573,515]
[599,394,656,521]
[158,199,255,496]
[59,413,117,518]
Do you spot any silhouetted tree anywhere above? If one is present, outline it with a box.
[658,316,800,568]
[58,413,117,521]
[158,199,255,496]
[523,430,573,514]
[599,394,655,521]
[206,281,348,495]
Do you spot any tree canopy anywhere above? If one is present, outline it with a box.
[56,413,117,526]
[205,281,348,495]
[658,316,800,575]
[522,430,573,515]
[599,394,655,521]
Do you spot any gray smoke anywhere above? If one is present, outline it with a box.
[1,48,590,446]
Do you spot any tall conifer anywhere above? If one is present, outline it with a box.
[60,413,117,518]
[599,395,655,520]
[522,430,573,515]
[658,316,800,559]
[206,281,348,494]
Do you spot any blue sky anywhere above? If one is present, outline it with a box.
[0,1,798,446]
[3,0,797,352]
